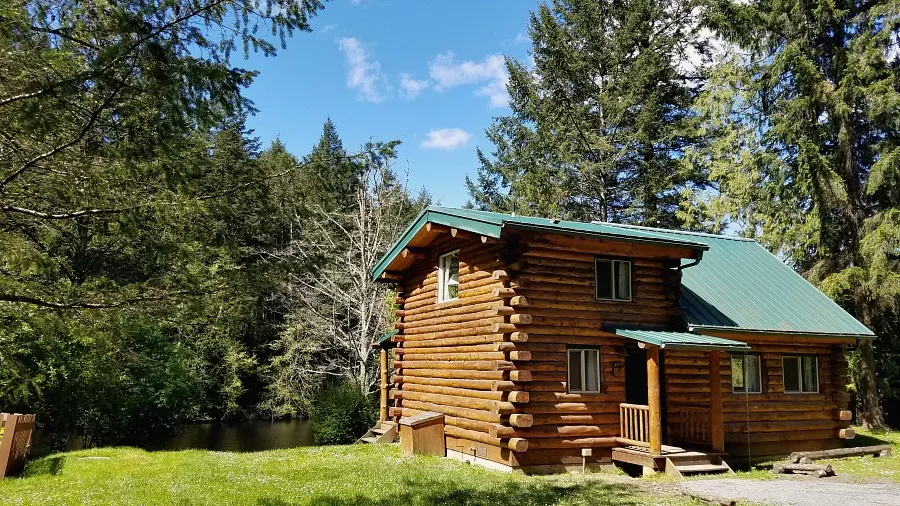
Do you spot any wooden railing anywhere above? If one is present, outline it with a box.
[670,405,711,447]
[619,403,650,446]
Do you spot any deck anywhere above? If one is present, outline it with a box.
[612,444,731,476]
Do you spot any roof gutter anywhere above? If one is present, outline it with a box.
[687,324,875,340]
[677,250,703,271]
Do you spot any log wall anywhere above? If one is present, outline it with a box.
[664,340,852,458]
[391,234,532,467]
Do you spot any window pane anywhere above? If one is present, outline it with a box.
[596,260,612,299]
[568,351,583,392]
[614,261,631,300]
[440,252,459,302]
[584,350,600,392]
[731,356,745,391]
[447,252,459,299]
[802,356,818,393]
[745,355,762,393]
[783,356,800,392]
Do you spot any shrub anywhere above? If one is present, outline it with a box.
[310,381,376,445]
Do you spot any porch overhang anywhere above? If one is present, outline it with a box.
[612,328,750,352]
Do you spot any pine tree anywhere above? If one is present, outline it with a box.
[467,0,710,227]
[701,0,900,428]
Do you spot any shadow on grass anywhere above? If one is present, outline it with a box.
[849,431,894,448]
[19,456,64,478]
[257,476,645,506]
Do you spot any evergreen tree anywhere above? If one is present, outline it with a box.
[467,0,710,227]
[700,0,900,427]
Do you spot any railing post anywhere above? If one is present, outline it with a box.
[709,350,725,452]
[646,346,662,456]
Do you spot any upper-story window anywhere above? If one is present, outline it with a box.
[783,355,818,393]
[595,258,632,301]
[438,250,460,302]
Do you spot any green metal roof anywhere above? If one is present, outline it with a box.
[603,223,875,338]
[371,206,709,280]
[613,328,751,351]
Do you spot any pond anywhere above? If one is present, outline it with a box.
[31,419,315,456]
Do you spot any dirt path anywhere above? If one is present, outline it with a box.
[680,477,899,506]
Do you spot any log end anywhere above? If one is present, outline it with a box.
[506,437,528,452]
[508,413,533,428]
[838,428,856,439]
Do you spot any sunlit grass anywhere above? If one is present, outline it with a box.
[0,444,700,505]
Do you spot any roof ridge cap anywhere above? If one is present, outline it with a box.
[595,221,757,242]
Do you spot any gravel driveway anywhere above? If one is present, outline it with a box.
[681,478,900,506]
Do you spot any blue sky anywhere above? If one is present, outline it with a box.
[242,0,537,206]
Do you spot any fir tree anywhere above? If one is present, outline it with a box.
[701,0,900,428]
[467,0,711,227]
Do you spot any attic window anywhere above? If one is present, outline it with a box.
[595,258,631,301]
[438,250,460,302]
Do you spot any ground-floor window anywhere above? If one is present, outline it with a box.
[783,355,819,393]
[567,347,601,393]
[731,353,762,393]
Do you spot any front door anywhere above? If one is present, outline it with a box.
[624,344,648,404]
[623,343,667,442]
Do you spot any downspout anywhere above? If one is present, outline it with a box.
[677,251,703,271]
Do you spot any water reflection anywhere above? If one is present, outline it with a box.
[32,419,314,456]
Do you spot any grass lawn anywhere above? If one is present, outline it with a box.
[0,444,700,506]
[721,427,900,483]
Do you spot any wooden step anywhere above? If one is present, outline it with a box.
[674,463,730,474]
[360,436,379,444]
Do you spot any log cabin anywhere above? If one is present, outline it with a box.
[371,206,873,475]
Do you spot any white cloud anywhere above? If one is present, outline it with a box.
[337,37,389,103]
[399,73,430,99]
[420,128,472,150]
[319,24,336,34]
[514,32,530,45]
[427,52,510,108]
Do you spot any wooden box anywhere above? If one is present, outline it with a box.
[399,411,445,456]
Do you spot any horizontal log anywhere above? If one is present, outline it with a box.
[509,296,529,307]
[509,314,532,325]
[526,437,619,449]
[509,332,529,342]
[399,399,500,423]
[791,445,891,463]
[509,351,532,361]
[491,270,509,280]
[492,287,516,298]
[837,410,852,421]
[393,390,515,413]
[444,425,528,452]
[393,360,514,371]
[508,391,529,403]
[772,463,833,478]
[396,334,505,348]
[394,375,495,391]
[838,428,855,439]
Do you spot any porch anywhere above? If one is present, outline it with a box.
[610,328,750,475]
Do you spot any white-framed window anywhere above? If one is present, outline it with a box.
[783,355,819,393]
[438,250,460,303]
[595,258,631,301]
[567,347,601,393]
[731,353,762,393]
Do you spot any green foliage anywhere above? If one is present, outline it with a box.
[0,1,327,446]
[699,0,900,427]
[0,445,698,505]
[310,381,376,445]
[467,0,710,227]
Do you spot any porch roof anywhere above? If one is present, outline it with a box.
[613,328,751,352]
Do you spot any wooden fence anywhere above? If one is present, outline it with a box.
[0,413,36,478]
[669,405,711,447]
